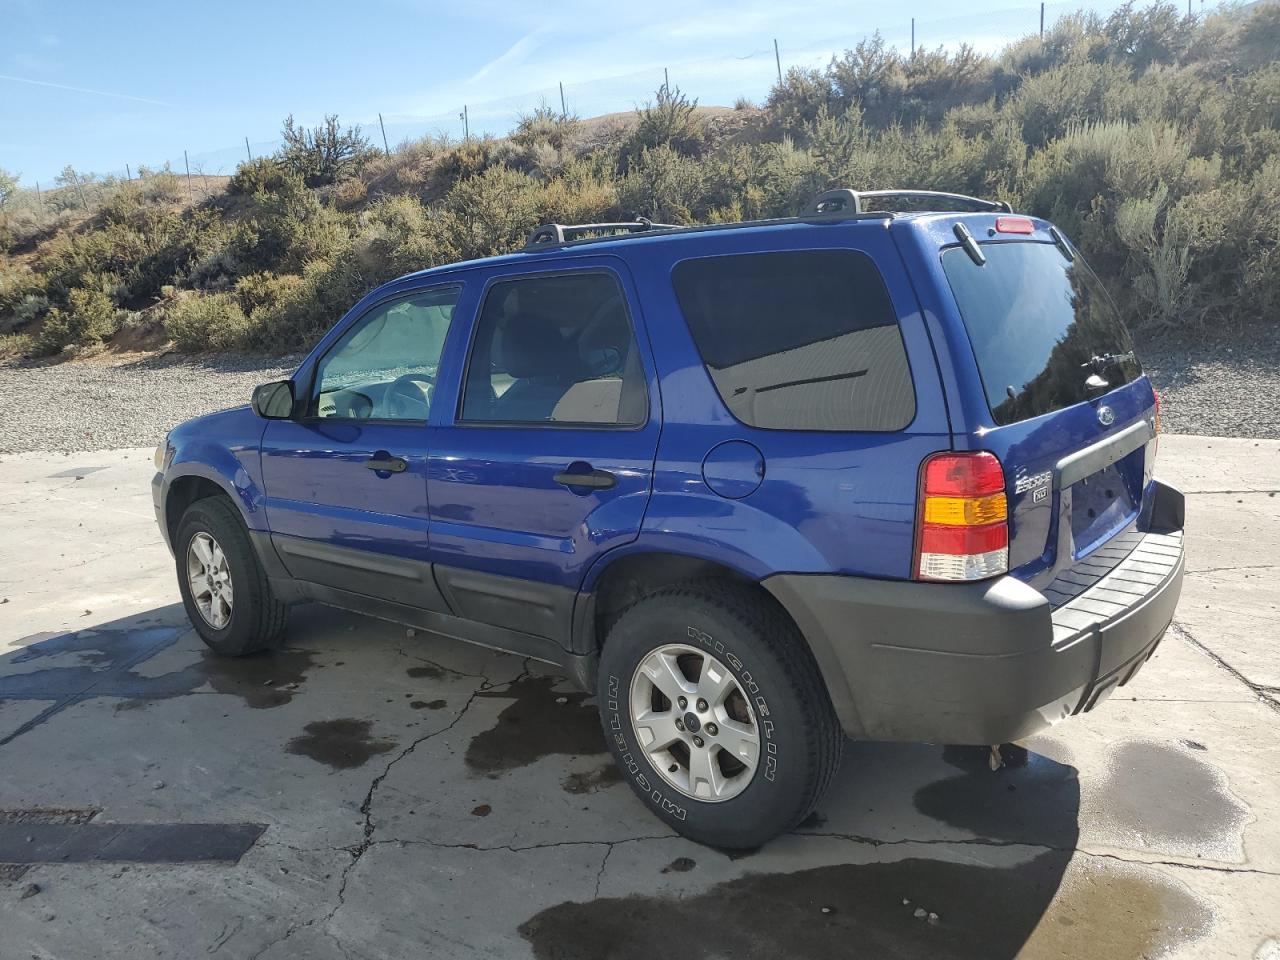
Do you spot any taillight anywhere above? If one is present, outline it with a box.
[915,452,1009,582]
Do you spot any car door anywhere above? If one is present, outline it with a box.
[259,283,462,611]
[425,259,660,645]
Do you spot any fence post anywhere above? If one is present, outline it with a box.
[462,105,469,141]
[1040,2,1045,36]
[664,67,669,92]
[125,163,131,181]
[35,181,44,213]
[559,81,567,119]
[378,113,390,156]
[245,137,253,162]
[774,39,783,86]
[184,149,192,201]
[911,17,915,57]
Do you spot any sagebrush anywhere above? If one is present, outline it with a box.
[1,1,1276,355]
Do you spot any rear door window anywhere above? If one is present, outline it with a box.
[460,271,647,427]
[942,241,1141,426]
[671,250,915,431]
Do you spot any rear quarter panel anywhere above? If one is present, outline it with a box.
[589,221,952,585]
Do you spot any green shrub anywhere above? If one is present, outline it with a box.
[0,332,33,358]
[36,283,120,355]
[163,292,251,351]
[277,115,374,187]
[440,165,541,259]
[618,146,706,223]
[628,85,706,159]
[228,158,292,196]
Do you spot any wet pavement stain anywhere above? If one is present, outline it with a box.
[406,663,458,681]
[797,810,828,830]
[410,699,448,710]
[285,718,396,770]
[0,619,316,744]
[465,675,605,777]
[194,648,315,709]
[561,763,624,795]
[661,857,696,874]
[520,852,1210,960]
[1093,740,1248,858]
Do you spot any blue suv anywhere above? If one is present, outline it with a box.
[153,189,1185,848]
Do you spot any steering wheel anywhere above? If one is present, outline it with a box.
[385,373,435,420]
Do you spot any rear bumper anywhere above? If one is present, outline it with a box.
[764,481,1185,744]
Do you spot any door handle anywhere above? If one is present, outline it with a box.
[366,452,408,474]
[554,468,617,490]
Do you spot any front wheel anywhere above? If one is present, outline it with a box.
[175,497,289,656]
[597,581,842,849]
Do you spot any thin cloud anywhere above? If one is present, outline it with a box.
[466,27,551,85]
[0,73,168,106]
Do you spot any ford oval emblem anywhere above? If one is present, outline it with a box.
[1097,405,1116,427]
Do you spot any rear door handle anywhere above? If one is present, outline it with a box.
[366,452,408,474]
[554,469,616,490]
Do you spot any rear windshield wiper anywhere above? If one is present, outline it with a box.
[1080,352,1136,374]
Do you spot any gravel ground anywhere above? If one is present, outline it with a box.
[1135,331,1280,440]
[0,352,302,455]
[0,333,1275,454]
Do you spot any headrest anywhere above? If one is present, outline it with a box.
[499,313,578,379]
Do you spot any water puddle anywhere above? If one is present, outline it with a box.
[520,852,1210,960]
[465,675,605,777]
[285,718,396,769]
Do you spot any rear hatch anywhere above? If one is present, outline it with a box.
[939,229,1158,589]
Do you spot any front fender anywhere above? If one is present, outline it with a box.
[164,441,265,528]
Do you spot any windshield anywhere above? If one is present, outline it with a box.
[942,240,1142,426]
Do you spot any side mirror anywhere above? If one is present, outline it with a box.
[251,380,295,419]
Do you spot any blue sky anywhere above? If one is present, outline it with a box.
[1,0,1204,186]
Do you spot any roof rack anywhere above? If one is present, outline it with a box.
[524,218,677,250]
[807,188,1012,216]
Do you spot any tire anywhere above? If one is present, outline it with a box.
[597,580,842,849]
[175,496,289,656]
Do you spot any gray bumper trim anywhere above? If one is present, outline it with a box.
[764,509,1184,744]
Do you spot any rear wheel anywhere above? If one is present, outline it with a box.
[175,497,288,656]
[598,580,842,849]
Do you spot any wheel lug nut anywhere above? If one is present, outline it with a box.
[692,735,705,748]
[696,698,708,712]
[675,719,685,731]
[677,696,687,710]
[706,722,718,736]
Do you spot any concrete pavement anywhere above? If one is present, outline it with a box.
[0,435,1277,959]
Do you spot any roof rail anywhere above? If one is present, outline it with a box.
[807,188,1012,216]
[524,218,677,250]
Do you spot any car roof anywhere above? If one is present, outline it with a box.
[393,213,900,284]
[386,207,1055,292]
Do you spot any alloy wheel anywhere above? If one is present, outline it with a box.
[629,643,760,802]
[186,531,234,630]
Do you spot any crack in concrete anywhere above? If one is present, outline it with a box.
[594,844,614,899]
[1187,563,1280,576]
[791,831,1280,877]
[1171,622,1280,714]
[245,671,508,960]
[256,660,533,959]
[1183,489,1280,496]
[365,833,677,856]
[393,641,492,681]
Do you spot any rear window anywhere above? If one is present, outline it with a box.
[942,241,1142,426]
[671,250,915,431]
